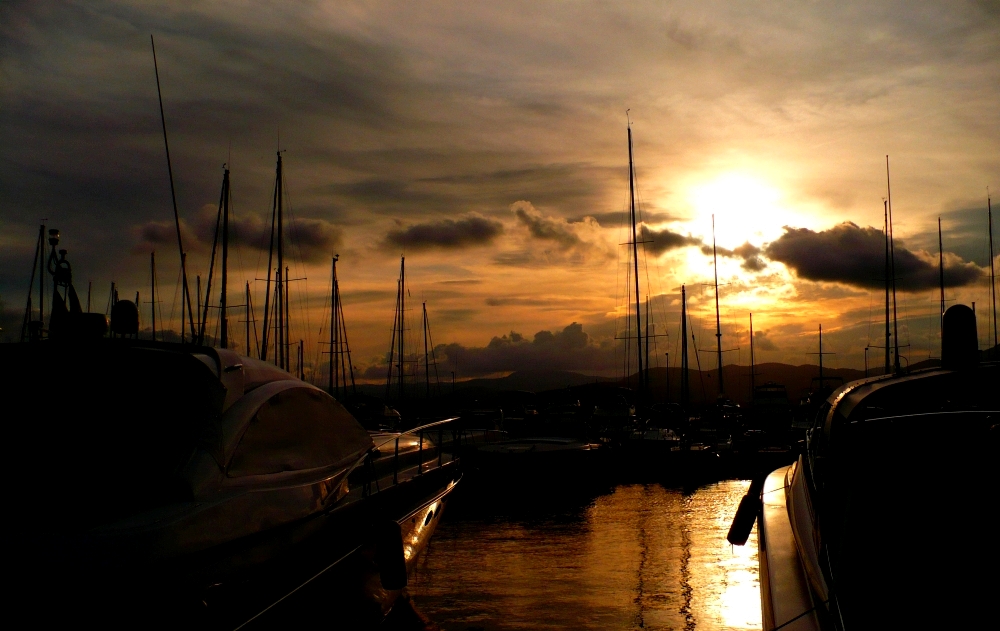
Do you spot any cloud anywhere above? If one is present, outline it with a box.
[369,322,617,378]
[135,206,342,263]
[640,225,703,255]
[498,201,612,267]
[754,330,778,351]
[382,214,504,251]
[511,200,580,248]
[765,223,983,291]
[578,210,679,227]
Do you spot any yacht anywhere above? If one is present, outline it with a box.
[728,304,998,629]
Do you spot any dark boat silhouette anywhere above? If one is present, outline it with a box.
[5,240,461,627]
[727,304,998,629]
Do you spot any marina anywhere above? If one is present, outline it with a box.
[3,3,999,629]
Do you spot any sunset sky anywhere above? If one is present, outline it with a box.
[2,0,998,382]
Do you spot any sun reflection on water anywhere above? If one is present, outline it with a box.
[409,480,761,630]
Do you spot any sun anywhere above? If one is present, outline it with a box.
[687,172,797,249]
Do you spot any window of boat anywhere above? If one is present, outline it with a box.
[228,387,372,477]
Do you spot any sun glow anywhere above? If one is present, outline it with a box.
[687,172,799,249]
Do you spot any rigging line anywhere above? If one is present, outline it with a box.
[280,171,313,359]
[168,262,181,337]
[150,34,195,341]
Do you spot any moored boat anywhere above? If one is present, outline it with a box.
[728,304,998,629]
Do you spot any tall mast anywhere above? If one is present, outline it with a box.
[21,224,44,342]
[330,256,338,396]
[423,302,430,398]
[680,285,689,408]
[749,313,755,402]
[340,286,357,396]
[150,251,157,341]
[645,296,650,391]
[989,191,996,348]
[180,253,187,344]
[246,281,252,356]
[938,216,945,356]
[398,256,405,401]
[386,278,399,400]
[818,324,824,389]
[200,166,227,345]
[883,200,891,375]
[887,156,900,374]
[151,35,195,342]
[277,153,285,369]
[196,275,202,341]
[220,166,230,348]
[628,122,644,396]
[261,155,279,361]
[284,265,291,370]
[712,215,724,395]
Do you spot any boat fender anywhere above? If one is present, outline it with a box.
[726,474,767,546]
[375,519,407,590]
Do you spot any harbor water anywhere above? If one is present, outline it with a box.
[407,480,761,631]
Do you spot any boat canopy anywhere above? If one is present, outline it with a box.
[2,340,372,530]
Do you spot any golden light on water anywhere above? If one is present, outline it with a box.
[410,480,762,630]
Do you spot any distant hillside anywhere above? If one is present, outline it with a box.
[356,363,867,405]
[641,363,866,406]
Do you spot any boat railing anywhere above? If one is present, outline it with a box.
[366,417,505,491]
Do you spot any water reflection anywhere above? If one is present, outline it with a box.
[409,481,760,630]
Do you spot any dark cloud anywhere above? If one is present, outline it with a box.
[382,214,503,251]
[640,225,703,255]
[695,241,767,271]
[765,223,983,291]
[577,210,679,227]
[134,207,342,263]
[361,322,616,378]
[511,201,580,247]
[754,330,778,351]
[730,242,767,271]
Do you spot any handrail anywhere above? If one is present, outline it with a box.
[370,416,461,451]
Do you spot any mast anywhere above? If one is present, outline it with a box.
[220,166,230,348]
[989,191,996,348]
[199,166,227,345]
[277,153,285,369]
[246,281,252,357]
[628,123,644,396]
[680,285,689,408]
[151,35,195,342]
[818,324,824,389]
[196,275,202,341]
[883,200,890,375]
[887,156,900,374]
[645,296,650,392]
[386,277,399,400]
[20,224,44,342]
[330,256,338,396]
[938,216,945,355]
[712,215,724,395]
[423,302,430,398]
[284,265,291,371]
[260,154,279,361]
[398,256,405,401]
[180,254,186,344]
[749,313,755,402]
[150,251,157,341]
